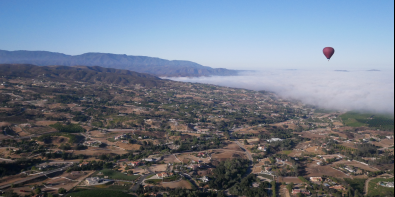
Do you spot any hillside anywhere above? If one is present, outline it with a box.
[0,64,162,87]
[0,50,239,77]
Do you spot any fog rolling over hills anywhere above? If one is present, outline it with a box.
[170,69,395,115]
[0,50,239,77]
[0,64,163,87]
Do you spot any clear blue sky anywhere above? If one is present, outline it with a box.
[0,0,393,70]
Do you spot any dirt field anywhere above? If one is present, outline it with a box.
[35,121,59,126]
[133,164,168,174]
[114,141,141,150]
[331,160,379,172]
[210,149,247,162]
[222,142,243,151]
[372,139,394,148]
[246,138,260,143]
[277,177,304,184]
[306,162,349,178]
[305,146,325,154]
[288,150,303,157]
[73,146,128,156]
[161,180,192,189]
[176,152,211,164]
[163,154,180,163]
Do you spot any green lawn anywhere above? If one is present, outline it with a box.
[99,169,140,181]
[281,150,293,155]
[344,178,366,194]
[145,179,162,184]
[367,177,394,197]
[65,189,134,197]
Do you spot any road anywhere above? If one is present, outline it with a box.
[130,172,155,191]
[234,141,253,161]
[182,173,199,188]
[0,162,73,190]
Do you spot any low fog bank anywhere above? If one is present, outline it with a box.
[168,70,394,115]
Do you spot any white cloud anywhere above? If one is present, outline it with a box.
[168,70,394,114]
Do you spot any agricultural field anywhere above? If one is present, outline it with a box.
[340,112,394,130]
[65,189,135,197]
[98,169,140,181]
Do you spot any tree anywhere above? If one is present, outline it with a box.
[271,180,276,197]
[244,139,249,145]
[58,187,67,194]
[35,187,42,194]
[287,182,294,195]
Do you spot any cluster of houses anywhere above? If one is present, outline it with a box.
[118,159,141,167]
[114,133,129,140]
[83,140,102,147]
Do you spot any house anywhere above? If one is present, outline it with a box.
[345,167,355,173]
[264,167,272,172]
[189,165,199,170]
[157,172,169,178]
[257,146,267,151]
[292,189,311,195]
[79,162,89,167]
[201,176,209,183]
[85,177,104,185]
[115,134,128,140]
[83,141,101,147]
[330,185,346,191]
[131,161,140,167]
[267,138,283,143]
[310,177,323,182]
[252,182,260,188]
[197,152,206,157]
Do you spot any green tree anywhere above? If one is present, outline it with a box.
[287,182,294,195]
[58,188,67,194]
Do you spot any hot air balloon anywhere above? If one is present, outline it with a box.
[323,47,335,61]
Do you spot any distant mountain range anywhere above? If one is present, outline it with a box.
[0,50,239,77]
[0,64,163,87]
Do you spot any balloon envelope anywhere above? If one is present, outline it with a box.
[323,47,335,60]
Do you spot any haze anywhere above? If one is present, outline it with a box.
[169,70,395,115]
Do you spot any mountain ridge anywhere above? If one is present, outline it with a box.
[0,64,163,87]
[0,50,239,77]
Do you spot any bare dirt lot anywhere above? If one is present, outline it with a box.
[163,154,180,163]
[331,160,379,172]
[210,149,247,162]
[161,180,192,189]
[114,141,141,150]
[305,146,325,154]
[176,152,211,164]
[133,164,168,174]
[277,177,304,184]
[306,162,349,178]
[73,146,128,156]
[372,139,394,148]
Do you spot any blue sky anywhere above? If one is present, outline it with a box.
[0,0,393,70]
